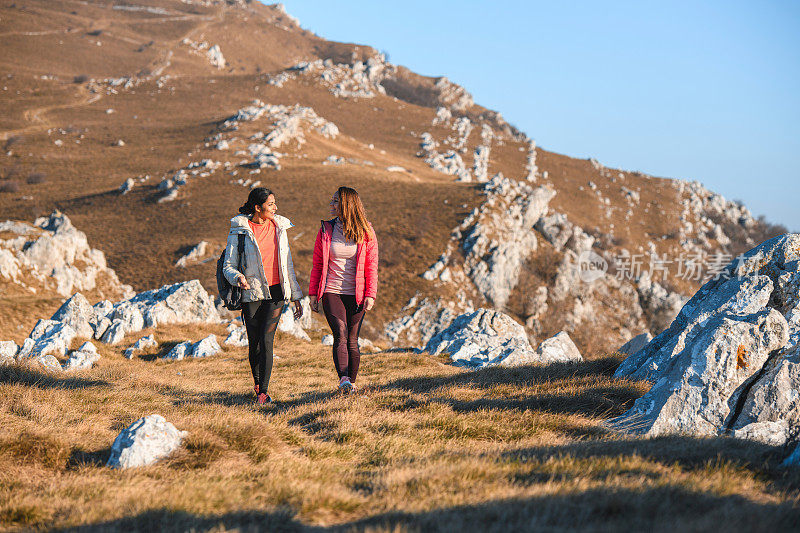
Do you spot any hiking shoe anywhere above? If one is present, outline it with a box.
[338,376,353,394]
[257,392,271,405]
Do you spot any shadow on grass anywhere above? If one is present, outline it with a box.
[0,364,108,390]
[382,357,643,419]
[51,485,800,532]
[66,446,111,470]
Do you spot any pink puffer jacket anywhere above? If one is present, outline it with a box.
[308,219,378,306]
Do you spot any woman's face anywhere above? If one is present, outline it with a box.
[329,192,340,218]
[254,194,277,220]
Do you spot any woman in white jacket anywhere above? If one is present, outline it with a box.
[222,187,303,404]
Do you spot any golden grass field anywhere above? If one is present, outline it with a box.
[1,320,799,531]
[1,2,798,531]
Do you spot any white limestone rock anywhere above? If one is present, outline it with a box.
[206,44,225,69]
[100,320,126,345]
[124,335,158,359]
[106,414,187,469]
[163,342,191,361]
[63,348,100,371]
[0,211,133,298]
[732,420,790,446]
[608,307,788,436]
[425,308,543,368]
[38,354,62,372]
[461,177,556,308]
[175,241,210,268]
[51,292,96,338]
[0,340,19,362]
[534,331,583,364]
[277,297,313,341]
[18,320,77,358]
[191,335,220,358]
[119,178,135,194]
[610,234,800,438]
[120,280,220,330]
[224,326,248,347]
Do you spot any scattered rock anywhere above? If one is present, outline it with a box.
[175,241,211,268]
[124,334,157,359]
[106,414,187,469]
[163,342,191,361]
[534,331,583,364]
[0,341,18,364]
[38,354,62,372]
[191,335,221,358]
[119,178,134,194]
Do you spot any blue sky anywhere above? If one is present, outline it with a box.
[273,1,799,231]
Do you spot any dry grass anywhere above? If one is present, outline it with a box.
[0,327,798,531]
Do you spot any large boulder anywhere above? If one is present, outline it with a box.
[122,280,219,329]
[425,308,568,368]
[106,414,187,469]
[609,233,800,439]
[51,292,96,338]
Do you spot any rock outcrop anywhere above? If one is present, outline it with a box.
[608,234,800,449]
[106,414,187,469]
[424,309,582,368]
[0,212,133,298]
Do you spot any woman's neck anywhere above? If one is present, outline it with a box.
[251,213,272,225]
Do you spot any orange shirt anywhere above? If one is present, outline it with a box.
[248,219,281,285]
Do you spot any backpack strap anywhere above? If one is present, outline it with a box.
[237,233,246,270]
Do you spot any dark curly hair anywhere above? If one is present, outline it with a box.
[238,187,274,215]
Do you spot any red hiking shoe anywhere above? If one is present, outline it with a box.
[257,392,271,405]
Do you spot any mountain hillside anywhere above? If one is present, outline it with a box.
[0,0,786,355]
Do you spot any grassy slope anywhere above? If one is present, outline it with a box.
[1,323,799,531]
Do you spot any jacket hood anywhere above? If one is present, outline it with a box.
[230,214,294,231]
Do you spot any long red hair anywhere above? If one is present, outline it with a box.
[336,186,371,243]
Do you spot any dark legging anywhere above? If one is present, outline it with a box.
[321,292,365,382]
[242,284,285,393]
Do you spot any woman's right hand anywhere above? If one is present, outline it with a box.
[310,299,319,313]
[237,275,250,290]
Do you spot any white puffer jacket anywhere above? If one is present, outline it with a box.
[222,214,303,302]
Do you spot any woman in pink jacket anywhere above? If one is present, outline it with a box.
[309,186,378,394]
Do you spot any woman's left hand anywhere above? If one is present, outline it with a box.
[364,297,375,311]
[293,300,303,319]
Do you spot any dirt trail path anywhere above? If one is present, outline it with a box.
[0,6,222,142]
[0,90,102,142]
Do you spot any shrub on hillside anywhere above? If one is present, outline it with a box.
[0,180,19,193]
[73,74,89,83]
[26,172,46,184]
[3,135,22,151]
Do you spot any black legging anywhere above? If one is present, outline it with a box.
[321,293,365,382]
[242,284,285,393]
